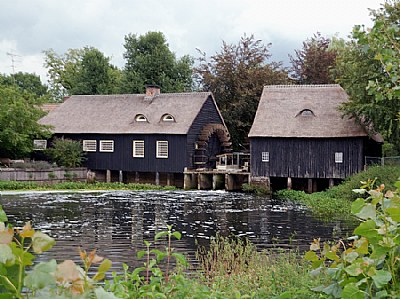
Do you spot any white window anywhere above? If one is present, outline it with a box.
[135,114,148,122]
[33,140,47,150]
[156,141,168,158]
[83,140,97,152]
[335,152,343,163]
[162,114,175,122]
[262,152,269,162]
[133,140,145,157]
[100,140,114,152]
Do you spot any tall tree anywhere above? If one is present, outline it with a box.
[122,31,193,93]
[335,0,400,152]
[0,86,51,158]
[289,33,337,84]
[0,72,49,99]
[43,47,121,101]
[195,34,289,149]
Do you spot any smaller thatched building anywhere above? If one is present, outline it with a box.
[248,84,382,192]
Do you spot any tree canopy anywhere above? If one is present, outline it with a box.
[289,32,337,84]
[335,0,400,152]
[195,34,289,149]
[0,85,51,158]
[121,31,193,93]
[44,47,121,101]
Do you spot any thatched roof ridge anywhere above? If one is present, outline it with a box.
[39,92,221,135]
[248,84,381,140]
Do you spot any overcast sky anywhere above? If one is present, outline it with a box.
[0,0,384,84]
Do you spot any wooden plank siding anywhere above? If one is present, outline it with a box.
[57,134,187,173]
[250,137,365,179]
[186,95,225,166]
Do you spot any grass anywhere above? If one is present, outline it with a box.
[0,180,177,191]
[274,166,400,220]
[194,234,328,298]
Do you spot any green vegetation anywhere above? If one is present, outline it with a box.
[275,166,400,219]
[45,138,85,168]
[0,181,176,191]
[306,179,400,298]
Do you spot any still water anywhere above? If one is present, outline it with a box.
[1,190,351,271]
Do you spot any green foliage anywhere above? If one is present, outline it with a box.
[306,179,400,298]
[46,138,85,168]
[0,72,49,100]
[335,1,400,150]
[195,34,289,149]
[275,166,400,220]
[242,183,270,195]
[0,85,51,158]
[289,32,337,84]
[122,31,193,93]
[43,47,121,101]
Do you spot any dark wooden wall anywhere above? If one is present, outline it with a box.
[186,96,225,166]
[250,137,366,179]
[58,133,187,173]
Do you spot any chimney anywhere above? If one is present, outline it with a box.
[145,84,161,99]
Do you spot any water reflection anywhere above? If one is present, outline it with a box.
[1,190,351,271]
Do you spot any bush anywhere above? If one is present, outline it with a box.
[46,138,85,168]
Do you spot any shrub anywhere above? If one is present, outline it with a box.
[46,138,85,168]
[306,179,400,298]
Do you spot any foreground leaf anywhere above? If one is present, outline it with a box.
[32,231,55,253]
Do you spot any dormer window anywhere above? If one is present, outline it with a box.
[135,114,148,122]
[296,109,315,117]
[162,114,175,122]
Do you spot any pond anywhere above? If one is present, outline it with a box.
[1,190,352,272]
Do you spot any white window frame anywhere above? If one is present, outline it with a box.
[335,152,343,163]
[133,140,145,158]
[33,139,47,150]
[135,114,148,122]
[261,151,269,162]
[162,114,175,122]
[156,141,168,158]
[100,140,114,152]
[83,140,97,152]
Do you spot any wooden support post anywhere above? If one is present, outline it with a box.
[212,174,224,190]
[135,172,140,183]
[287,177,292,190]
[307,179,313,194]
[199,173,212,190]
[313,180,318,193]
[329,178,335,188]
[119,170,123,183]
[106,170,111,183]
[167,173,174,186]
[155,172,160,186]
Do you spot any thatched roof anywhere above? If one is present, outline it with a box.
[39,92,221,135]
[248,84,383,141]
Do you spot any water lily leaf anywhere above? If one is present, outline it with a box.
[386,207,400,222]
[24,259,57,290]
[171,231,181,240]
[354,203,376,220]
[371,244,390,259]
[172,252,188,266]
[345,262,364,276]
[342,283,366,299]
[93,258,112,281]
[94,287,120,299]
[354,220,381,243]
[354,237,369,255]
[0,225,13,245]
[372,270,392,289]
[55,260,81,283]
[0,244,15,265]
[325,251,339,262]
[19,222,34,238]
[351,198,365,214]
[32,231,55,254]
[344,251,359,263]
[0,207,7,222]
